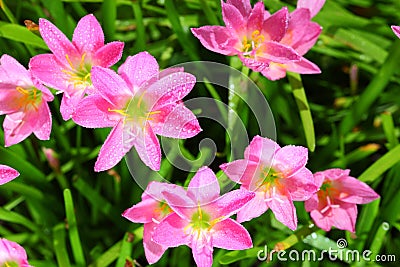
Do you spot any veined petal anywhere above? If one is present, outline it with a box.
[152,213,190,247]
[220,159,258,185]
[143,222,168,264]
[191,26,239,56]
[247,2,265,34]
[222,1,245,35]
[286,57,321,75]
[226,0,252,18]
[150,102,202,139]
[212,218,252,250]
[91,66,132,106]
[132,125,161,171]
[0,165,20,185]
[187,166,220,205]
[33,102,52,141]
[238,55,269,73]
[392,26,400,39]
[297,0,326,18]
[330,201,357,232]
[29,54,69,92]
[118,52,159,90]
[0,54,31,83]
[262,7,289,42]
[309,210,332,232]
[208,189,255,219]
[285,168,317,201]
[60,90,85,120]
[39,18,80,63]
[268,191,297,230]
[244,135,279,166]
[94,121,126,172]
[72,95,117,128]
[237,192,267,223]
[291,22,322,55]
[258,41,301,64]
[336,176,379,204]
[122,198,159,223]
[93,41,124,68]
[0,87,22,115]
[281,8,311,47]
[162,191,196,220]
[143,181,187,202]
[3,112,33,147]
[191,235,214,267]
[274,145,308,176]
[72,14,104,54]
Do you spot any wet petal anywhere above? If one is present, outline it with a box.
[3,112,33,147]
[0,54,31,83]
[392,26,400,39]
[152,213,190,247]
[93,41,124,67]
[191,26,239,56]
[226,0,252,18]
[262,7,289,42]
[236,192,267,223]
[143,222,168,264]
[132,125,161,171]
[221,1,245,35]
[268,191,297,230]
[60,90,85,120]
[336,176,379,204]
[187,166,220,205]
[258,41,301,64]
[33,102,52,140]
[285,168,317,201]
[72,14,104,54]
[297,0,326,18]
[244,135,279,165]
[274,145,308,176]
[212,218,252,250]
[208,189,255,219]
[122,198,159,223]
[0,165,20,185]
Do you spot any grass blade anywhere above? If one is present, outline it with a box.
[53,224,71,267]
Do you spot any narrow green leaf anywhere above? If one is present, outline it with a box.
[132,1,145,51]
[64,189,86,267]
[88,241,121,267]
[287,72,316,152]
[0,208,39,232]
[381,112,399,150]
[358,144,400,182]
[101,0,117,40]
[339,39,400,135]
[0,22,48,49]
[115,232,134,267]
[370,222,390,260]
[53,224,71,267]
[355,199,380,251]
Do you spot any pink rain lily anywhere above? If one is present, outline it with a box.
[220,135,317,230]
[305,169,379,233]
[72,51,201,172]
[151,167,255,267]
[392,25,400,39]
[123,182,187,264]
[261,1,324,80]
[0,165,19,185]
[191,1,302,75]
[0,238,32,267]
[0,54,53,147]
[30,14,124,120]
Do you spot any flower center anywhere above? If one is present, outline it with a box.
[15,86,42,111]
[154,200,172,219]
[241,30,265,57]
[318,181,341,214]
[62,53,92,89]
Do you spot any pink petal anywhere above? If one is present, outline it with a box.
[247,2,265,33]
[191,236,214,267]
[237,192,267,223]
[191,26,239,56]
[32,102,52,140]
[143,222,168,264]
[39,18,80,62]
[316,168,350,183]
[291,22,322,55]
[122,198,159,223]
[3,112,33,147]
[330,202,357,232]
[91,66,132,106]
[0,238,30,266]
[268,191,297,230]
[187,166,220,205]
[0,54,31,83]
[336,176,379,204]
[72,95,117,128]
[93,41,124,68]
[221,1,245,35]
[260,63,287,81]
[94,121,126,172]
[273,145,308,176]
[150,102,202,138]
[212,218,253,250]
[220,159,258,185]
[72,14,104,54]
[118,52,159,90]
[281,8,311,47]
[244,135,279,165]
[143,181,187,202]
[297,0,326,18]
[262,7,289,42]
[392,26,400,39]
[146,72,196,108]
[152,213,190,247]
[162,191,196,220]
[0,87,22,115]
[258,41,301,64]
[285,168,317,201]
[0,165,20,185]
[208,189,255,219]
[304,193,319,212]
[60,90,85,120]
[309,209,333,231]
[226,0,252,18]
[238,54,269,72]
[286,57,321,74]
[29,54,69,92]
[132,125,161,171]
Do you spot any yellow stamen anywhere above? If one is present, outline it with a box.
[108,108,128,117]
[79,53,87,70]
[65,54,74,69]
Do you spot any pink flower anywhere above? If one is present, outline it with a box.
[392,25,400,39]
[0,238,32,267]
[123,182,187,264]
[220,135,317,230]
[191,1,302,75]
[261,4,323,80]
[297,0,326,18]
[305,169,379,233]
[0,54,53,147]
[0,165,19,185]
[29,14,124,120]
[72,51,202,171]
[152,167,255,267]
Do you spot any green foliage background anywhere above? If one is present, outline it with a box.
[0,0,399,266]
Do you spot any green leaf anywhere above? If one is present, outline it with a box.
[53,224,72,267]
[0,22,48,49]
[287,72,316,152]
